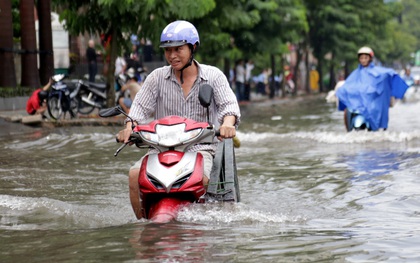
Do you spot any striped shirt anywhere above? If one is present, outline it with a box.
[128,60,241,154]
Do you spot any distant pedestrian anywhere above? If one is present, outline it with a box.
[401,68,414,87]
[118,68,142,114]
[86,39,98,82]
[235,59,246,102]
[26,78,52,116]
[245,59,254,101]
[114,55,127,92]
[310,65,320,92]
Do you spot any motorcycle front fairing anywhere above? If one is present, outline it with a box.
[133,115,214,220]
[139,151,206,219]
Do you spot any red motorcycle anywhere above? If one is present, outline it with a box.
[99,84,240,222]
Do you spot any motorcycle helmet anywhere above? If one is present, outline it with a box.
[357,46,374,58]
[159,20,200,84]
[159,20,200,48]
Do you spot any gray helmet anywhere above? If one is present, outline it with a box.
[159,20,200,48]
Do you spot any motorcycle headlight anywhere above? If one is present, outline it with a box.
[140,123,203,147]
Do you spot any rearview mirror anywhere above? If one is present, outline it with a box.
[199,84,214,108]
[99,106,124,118]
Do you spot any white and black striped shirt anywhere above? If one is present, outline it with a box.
[128,60,241,153]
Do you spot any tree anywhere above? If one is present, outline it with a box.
[0,0,17,87]
[304,0,397,91]
[56,0,217,106]
[401,0,420,51]
[20,0,40,88]
[244,0,307,97]
[37,0,54,85]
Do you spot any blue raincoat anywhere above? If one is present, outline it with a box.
[336,63,408,131]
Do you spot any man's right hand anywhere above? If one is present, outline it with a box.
[117,127,133,144]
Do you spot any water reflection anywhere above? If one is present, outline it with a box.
[340,150,420,181]
[129,222,208,262]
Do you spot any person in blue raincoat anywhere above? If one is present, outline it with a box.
[336,47,409,131]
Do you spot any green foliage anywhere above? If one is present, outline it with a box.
[401,0,420,51]
[165,0,216,18]
[48,0,420,81]
[304,0,420,78]
[12,0,20,39]
[0,86,33,97]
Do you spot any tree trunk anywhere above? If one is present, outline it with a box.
[269,54,276,99]
[328,52,336,91]
[318,59,324,93]
[293,43,303,96]
[37,0,54,85]
[106,28,118,107]
[344,60,350,78]
[280,55,286,98]
[223,57,230,83]
[20,0,40,88]
[0,0,17,87]
[304,46,310,94]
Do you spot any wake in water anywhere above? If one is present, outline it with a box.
[0,195,134,230]
[177,202,306,225]
[0,194,135,230]
[237,129,420,145]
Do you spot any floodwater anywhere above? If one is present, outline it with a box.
[1,94,420,262]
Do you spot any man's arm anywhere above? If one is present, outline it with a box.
[42,78,53,91]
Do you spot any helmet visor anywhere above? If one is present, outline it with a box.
[159,40,188,48]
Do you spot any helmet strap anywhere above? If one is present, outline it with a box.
[178,45,195,84]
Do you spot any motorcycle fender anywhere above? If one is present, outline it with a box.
[148,197,190,222]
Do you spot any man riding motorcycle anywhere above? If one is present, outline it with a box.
[117,20,241,219]
[336,46,408,132]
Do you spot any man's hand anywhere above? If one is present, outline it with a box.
[218,115,237,139]
[117,126,133,144]
[219,124,236,139]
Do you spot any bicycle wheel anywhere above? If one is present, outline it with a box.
[77,95,96,115]
[47,95,63,120]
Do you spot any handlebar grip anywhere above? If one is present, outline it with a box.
[115,133,141,143]
[129,133,142,141]
[215,130,220,137]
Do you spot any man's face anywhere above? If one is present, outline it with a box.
[164,44,191,71]
[358,54,371,67]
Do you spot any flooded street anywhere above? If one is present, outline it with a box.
[1,95,420,262]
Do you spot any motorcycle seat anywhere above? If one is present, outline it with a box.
[86,81,107,90]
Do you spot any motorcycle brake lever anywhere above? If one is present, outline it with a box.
[114,142,128,157]
[114,136,139,157]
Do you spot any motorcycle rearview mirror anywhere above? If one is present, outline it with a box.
[99,106,137,130]
[199,84,214,108]
[199,84,214,124]
[52,74,66,82]
[99,106,124,117]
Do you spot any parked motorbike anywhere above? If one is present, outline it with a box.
[47,74,80,120]
[99,84,240,223]
[77,80,108,115]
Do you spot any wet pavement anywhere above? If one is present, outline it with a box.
[0,108,125,129]
[0,93,320,133]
